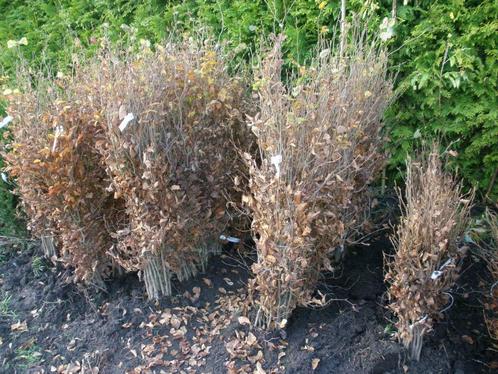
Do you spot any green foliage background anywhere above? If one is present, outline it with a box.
[0,0,496,235]
[0,127,24,237]
[386,0,497,198]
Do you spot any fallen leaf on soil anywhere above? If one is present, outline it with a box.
[226,360,238,374]
[312,358,320,370]
[203,278,213,287]
[170,315,181,329]
[248,350,264,364]
[246,332,257,346]
[171,326,187,338]
[65,361,82,373]
[193,286,201,296]
[238,316,251,325]
[67,338,80,351]
[461,335,474,344]
[159,310,172,325]
[255,362,266,374]
[11,320,28,332]
[301,341,314,352]
[30,309,40,318]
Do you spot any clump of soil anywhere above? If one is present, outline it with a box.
[0,236,495,373]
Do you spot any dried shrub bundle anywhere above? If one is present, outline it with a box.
[385,148,473,360]
[2,71,119,285]
[95,40,248,298]
[480,209,498,346]
[244,30,392,329]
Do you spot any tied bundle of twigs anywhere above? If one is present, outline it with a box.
[245,25,392,329]
[3,68,120,285]
[480,209,498,346]
[385,146,473,360]
[2,85,58,250]
[95,39,249,299]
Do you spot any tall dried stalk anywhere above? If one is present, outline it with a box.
[40,235,57,260]
[245,25,392,329]
[385,147,473,360]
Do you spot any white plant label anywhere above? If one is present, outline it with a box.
[219,235,241,243]
[51,125,64,153]
[0,115,12,129]
[430,258,453,280]
[119,113,135,132]
[271,154,282,178]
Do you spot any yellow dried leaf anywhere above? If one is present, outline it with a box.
[312,358,320,370]
[266,255,277,264]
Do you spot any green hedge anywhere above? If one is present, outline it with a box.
[0,126,24,237]
[386,0,497,199]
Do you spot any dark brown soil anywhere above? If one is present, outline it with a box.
[0,235,495,373]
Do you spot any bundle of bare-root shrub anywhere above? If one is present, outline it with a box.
[385,147,473,360]
[94,39,250,299]
[244,28,392,329]
[479,209,498,347]
[2,67,120,285]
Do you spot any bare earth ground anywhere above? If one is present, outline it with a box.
[0,234,495,373]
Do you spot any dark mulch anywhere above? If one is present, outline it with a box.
[0,232,495,373]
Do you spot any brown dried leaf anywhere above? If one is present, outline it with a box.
[238,316,251,326]
[255,362,266,374]
[11,320,28,332]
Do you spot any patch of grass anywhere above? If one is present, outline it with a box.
[15,344,42,370]
[31,256,47,277]
[0,292,17,319]
[384,323,396,337]
[0,246,7,264]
